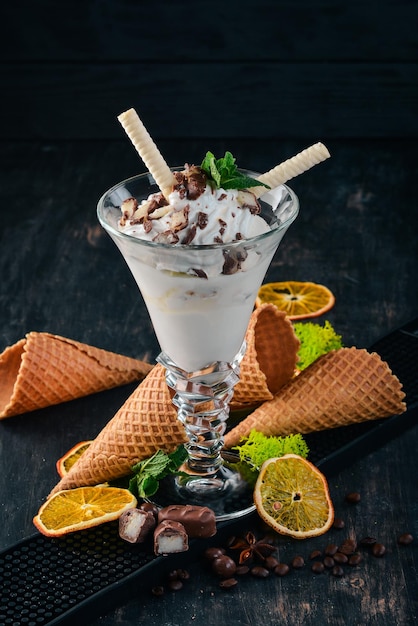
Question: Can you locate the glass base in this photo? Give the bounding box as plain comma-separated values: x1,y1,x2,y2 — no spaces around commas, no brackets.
150,451,255,521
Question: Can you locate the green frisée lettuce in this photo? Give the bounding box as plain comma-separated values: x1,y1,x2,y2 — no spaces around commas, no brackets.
294,320,343,371
230,430,310,486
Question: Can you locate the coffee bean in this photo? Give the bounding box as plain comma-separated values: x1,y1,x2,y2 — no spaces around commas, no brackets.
204,546,226,561
219,577,238,589
332,565,344,577
324,543,338,556
167,570,179,581
311,561,325,574
310,550,322,560
212,555,237,578
323,556,335,569
291,556,305,569
168,579,183,591
176,569,190,580
359,536,377,547
348,553,362,566
151,585,165,597
333,552,348,564
264,556,280,570
251,566,270,578
333,517,345,529
345,492,361,504
372,543,386,558
339,539,357,555
235,565,250,576
274,563,290,576
398,533,414,546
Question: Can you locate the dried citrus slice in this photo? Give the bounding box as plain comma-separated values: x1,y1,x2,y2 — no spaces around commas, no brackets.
56,441,93,477
254,454,334,539
256,281,335,320
33,486,137,537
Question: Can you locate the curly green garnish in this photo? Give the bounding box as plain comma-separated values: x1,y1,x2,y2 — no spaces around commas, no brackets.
231,430,309,486
294,320,343,371
201,151,270,190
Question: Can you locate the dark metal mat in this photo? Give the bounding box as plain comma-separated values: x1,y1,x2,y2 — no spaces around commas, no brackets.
1,318,417,626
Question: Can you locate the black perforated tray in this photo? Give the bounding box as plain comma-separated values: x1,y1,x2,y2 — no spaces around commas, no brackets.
1,318,417,626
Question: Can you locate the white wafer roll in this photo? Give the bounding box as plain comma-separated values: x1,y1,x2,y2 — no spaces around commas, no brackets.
252,142,330,197
117,108,175,199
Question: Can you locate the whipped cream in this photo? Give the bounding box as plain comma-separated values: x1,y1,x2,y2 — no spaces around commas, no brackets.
118,165,269,248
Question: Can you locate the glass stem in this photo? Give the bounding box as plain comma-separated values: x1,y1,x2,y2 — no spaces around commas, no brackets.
157,344,245,477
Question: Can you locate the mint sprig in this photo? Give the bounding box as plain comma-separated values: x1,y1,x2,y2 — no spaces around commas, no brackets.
201,151,270,190
128,445,188,498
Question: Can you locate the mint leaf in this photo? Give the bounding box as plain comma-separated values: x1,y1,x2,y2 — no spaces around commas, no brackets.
131,449,170,478
201,151,221,187
221,175,268,190
129,445,188,499
201,151,270,191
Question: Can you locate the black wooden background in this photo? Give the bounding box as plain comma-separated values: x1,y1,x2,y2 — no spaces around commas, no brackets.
1,0,417,141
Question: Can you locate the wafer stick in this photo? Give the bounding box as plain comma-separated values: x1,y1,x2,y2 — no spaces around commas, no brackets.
252,142,330,197
117,108,175,199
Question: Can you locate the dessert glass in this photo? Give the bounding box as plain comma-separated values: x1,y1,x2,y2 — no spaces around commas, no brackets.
97,168,299,519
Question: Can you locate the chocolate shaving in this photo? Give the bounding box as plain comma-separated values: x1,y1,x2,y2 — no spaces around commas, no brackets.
197,212,208,229
143,218,153,233
152,231,179,244
148,193,169,213
185,165,207,200
222,247,248,274
170,206,189,232
181,225,197,244
189,268,208,279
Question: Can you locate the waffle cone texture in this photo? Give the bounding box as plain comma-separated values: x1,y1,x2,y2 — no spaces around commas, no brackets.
224,347,406,448
0,332,152,419
50,363,185,495
231,303,300,408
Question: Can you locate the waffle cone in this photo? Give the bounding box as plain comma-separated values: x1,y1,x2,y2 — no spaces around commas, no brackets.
231,304,300,410
0,332,152,419
49,363,184,495
224,347,406,448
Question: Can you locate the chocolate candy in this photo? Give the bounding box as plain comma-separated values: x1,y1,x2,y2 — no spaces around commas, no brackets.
118,508,155,544
154,520,189,556
158,504,216,538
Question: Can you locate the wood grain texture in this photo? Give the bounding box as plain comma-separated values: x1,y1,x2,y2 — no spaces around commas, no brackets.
0,138,417,625
1,0,417,139
2,0,417,62
1,62,418,140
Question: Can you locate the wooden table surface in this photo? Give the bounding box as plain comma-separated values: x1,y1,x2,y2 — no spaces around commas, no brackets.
1,138,417,626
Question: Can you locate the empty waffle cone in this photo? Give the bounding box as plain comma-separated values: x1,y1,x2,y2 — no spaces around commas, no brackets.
0,332,153,419
224,347,406,448
231,303,299,410
49,363,184,495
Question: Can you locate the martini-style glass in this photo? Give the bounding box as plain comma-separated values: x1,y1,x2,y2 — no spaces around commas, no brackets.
97,168,299,519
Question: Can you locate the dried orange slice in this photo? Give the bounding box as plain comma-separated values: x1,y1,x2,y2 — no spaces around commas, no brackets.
33,486,137,537
256,281,335,320
254,454,334,539
56,441,93,477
